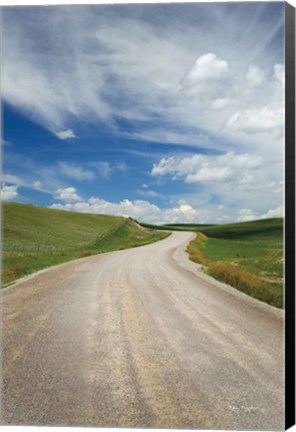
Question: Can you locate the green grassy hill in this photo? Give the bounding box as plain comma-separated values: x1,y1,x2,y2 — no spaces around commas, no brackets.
198,218,283,240
187,218,284,308
140,222,213,231
2,202,169,286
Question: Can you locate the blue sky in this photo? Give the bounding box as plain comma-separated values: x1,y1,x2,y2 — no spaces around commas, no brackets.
2,3,285,224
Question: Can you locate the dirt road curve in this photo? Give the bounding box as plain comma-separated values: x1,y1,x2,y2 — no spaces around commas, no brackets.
2,232,284,430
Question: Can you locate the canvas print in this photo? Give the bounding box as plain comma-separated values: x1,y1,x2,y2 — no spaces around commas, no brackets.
1,2,289,430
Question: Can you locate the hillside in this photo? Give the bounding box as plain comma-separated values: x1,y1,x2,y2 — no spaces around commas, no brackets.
140,222,213,231
198,218,283,240
186,218,284,308
2,202,169,285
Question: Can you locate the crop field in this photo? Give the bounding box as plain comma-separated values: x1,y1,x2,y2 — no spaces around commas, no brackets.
187,218,284,308
2,202,169,285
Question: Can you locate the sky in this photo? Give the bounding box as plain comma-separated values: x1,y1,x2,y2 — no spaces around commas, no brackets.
1,2,285,224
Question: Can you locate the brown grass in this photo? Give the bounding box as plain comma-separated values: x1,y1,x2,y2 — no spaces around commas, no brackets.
207,261,282,307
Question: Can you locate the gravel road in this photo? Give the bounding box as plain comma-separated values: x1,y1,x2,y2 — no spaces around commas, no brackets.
1,231,284,429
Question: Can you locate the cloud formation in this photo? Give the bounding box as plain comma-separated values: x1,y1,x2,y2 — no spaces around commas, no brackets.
2,4,284,153
238,206,283,222
51,193,283,225
55,187,82,203
181,53,230,100
2,4,284,223
1,184,19,200
152,152,262,185
227,106,283,134
51,197,202,224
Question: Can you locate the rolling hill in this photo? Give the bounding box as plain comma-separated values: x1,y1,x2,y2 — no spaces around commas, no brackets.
2,202,169,285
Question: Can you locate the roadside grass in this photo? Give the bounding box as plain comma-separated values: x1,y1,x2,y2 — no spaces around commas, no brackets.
3,202,169,286
187,219,283,308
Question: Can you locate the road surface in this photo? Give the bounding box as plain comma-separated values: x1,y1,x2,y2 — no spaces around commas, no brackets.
1,231,284,429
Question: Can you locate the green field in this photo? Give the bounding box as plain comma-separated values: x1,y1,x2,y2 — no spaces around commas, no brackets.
187,218,284,308
2,202,169,286
140,222,213,231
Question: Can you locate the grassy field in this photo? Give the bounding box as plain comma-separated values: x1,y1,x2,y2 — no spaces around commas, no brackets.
187,218,284,308
2,202,169,286
140,222,213,231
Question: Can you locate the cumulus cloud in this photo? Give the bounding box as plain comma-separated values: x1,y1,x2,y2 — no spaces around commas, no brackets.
50,192,282,225
55,129,77,140
55,187,82,203
181,53,230,99
50,194,208,224
1,184,18,200
152,151,262,185
58,162,95,181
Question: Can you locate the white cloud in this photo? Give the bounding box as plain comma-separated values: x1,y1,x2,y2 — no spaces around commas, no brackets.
237,206,283,222
181,53,230,99
245,65,265,87
55,187,82,203
237,208,258,222
55,129,77,140
1,174,23,185
152,151,262,185
260,206,283,219
1,184,18,200
33,181,43,190
227,106,283,134
50,193,284,225
58,162,95,181
50,194,209,224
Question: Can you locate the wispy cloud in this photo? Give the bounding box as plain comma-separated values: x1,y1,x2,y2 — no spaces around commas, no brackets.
58,162,96,181
137,189,160,198
1,173,24,185
2,4,284,153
